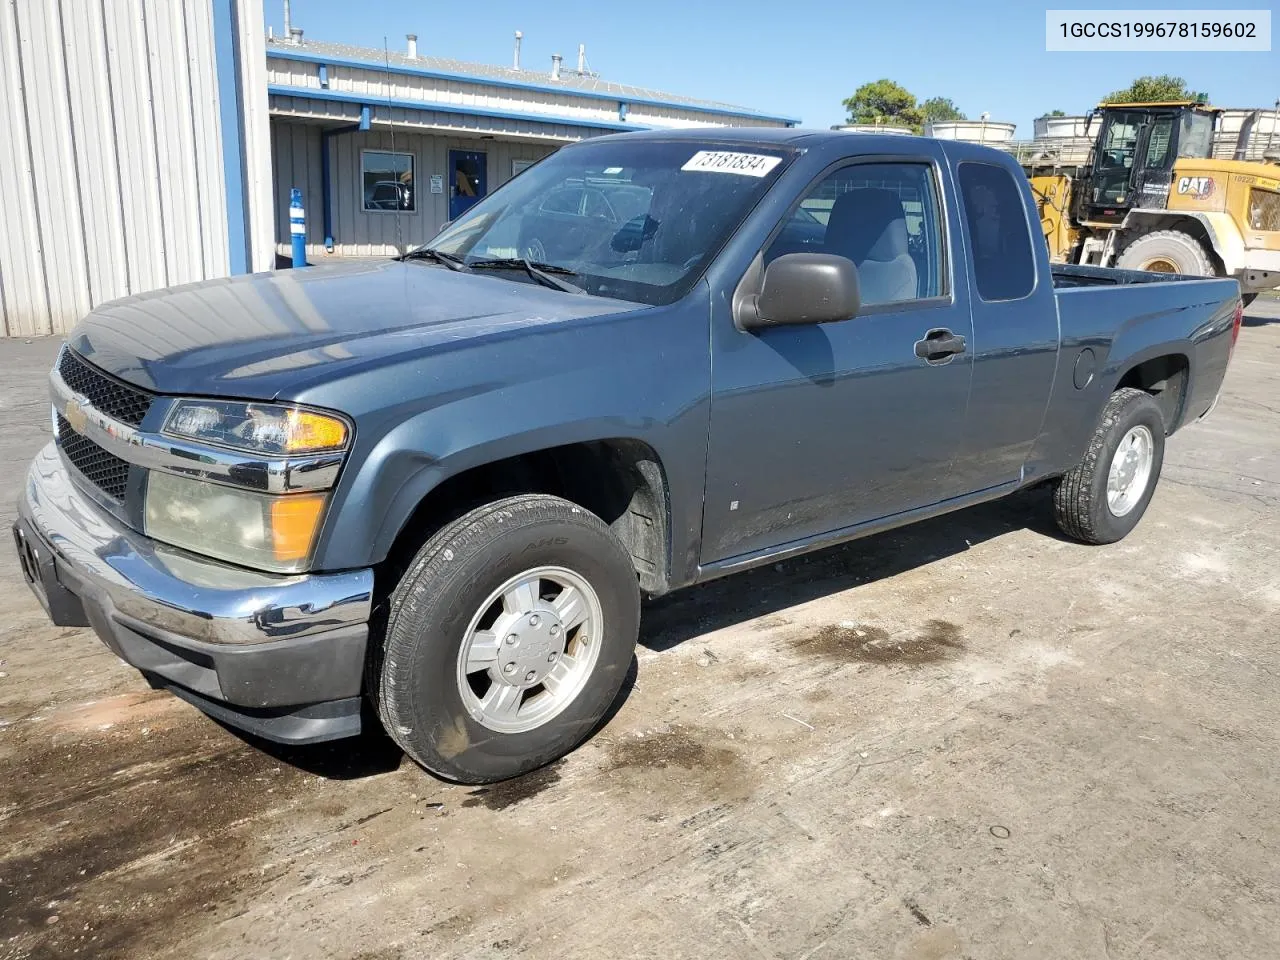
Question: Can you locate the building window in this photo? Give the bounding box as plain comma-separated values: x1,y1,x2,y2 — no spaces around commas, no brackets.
362,150,415,212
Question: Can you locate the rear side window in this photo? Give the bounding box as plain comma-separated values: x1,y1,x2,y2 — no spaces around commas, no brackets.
957,162,1036,301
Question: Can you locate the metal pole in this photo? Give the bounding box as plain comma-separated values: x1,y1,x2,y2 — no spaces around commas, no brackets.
290,188,307,268
1268,99,1279,154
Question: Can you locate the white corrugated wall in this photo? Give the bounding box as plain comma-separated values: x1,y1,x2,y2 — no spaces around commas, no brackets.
0,0,272,337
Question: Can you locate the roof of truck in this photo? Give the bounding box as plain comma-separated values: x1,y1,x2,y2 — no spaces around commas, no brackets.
586,127,939,148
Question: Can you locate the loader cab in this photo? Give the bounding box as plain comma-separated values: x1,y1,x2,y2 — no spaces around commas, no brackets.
1077,102,1219,224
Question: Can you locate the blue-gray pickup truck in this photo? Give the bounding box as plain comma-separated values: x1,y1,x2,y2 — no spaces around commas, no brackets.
13,129,1243,783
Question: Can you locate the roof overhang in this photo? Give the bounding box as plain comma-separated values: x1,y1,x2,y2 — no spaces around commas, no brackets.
267,47,801,126
268,85,645,141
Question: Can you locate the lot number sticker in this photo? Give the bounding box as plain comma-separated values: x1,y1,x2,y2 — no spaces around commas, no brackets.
681,151,782,177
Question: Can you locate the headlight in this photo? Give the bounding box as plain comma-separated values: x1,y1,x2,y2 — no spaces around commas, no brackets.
164,400,349,455
145,472,326,573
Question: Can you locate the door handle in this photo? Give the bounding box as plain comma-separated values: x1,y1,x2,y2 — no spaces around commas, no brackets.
914,328,967,364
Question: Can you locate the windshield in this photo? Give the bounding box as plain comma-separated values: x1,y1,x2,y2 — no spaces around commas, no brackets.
423,140,795,305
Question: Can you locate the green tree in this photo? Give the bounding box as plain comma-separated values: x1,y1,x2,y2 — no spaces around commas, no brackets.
843,79,924,133
1104,75,1201,104
921,96,966,124
1046,109,1067,117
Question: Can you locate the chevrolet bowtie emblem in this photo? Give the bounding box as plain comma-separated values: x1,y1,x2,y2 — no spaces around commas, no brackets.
65,396,87,435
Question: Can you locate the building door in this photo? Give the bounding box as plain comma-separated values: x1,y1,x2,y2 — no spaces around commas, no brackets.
449,150,487,220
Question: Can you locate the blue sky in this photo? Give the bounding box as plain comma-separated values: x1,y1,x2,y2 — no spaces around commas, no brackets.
266,0,1278,134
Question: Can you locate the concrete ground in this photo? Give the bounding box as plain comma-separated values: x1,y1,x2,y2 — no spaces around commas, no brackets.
1,303,1278,960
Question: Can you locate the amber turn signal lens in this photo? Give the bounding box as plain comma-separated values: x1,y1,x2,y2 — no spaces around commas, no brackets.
270,494,327,562
285,410,348,452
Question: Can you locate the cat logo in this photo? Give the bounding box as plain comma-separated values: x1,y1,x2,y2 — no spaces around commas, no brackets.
1176,176,1215,200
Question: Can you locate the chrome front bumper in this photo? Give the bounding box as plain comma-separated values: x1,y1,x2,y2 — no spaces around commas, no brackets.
14,443,375,743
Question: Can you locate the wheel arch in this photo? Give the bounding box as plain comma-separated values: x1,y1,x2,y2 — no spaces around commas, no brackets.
376,434,674,598
1110,349,1193,433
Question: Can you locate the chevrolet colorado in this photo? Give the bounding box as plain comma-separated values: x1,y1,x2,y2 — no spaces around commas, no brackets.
14,129,1242,783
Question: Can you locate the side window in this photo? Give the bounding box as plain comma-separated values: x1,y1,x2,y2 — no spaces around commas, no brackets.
957,162,1036,302
1144,116,1175,168
764,162,944,306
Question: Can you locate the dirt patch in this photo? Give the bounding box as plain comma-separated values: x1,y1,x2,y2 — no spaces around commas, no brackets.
606,727,723,770
0,701,309,960
803,687,833,703
794,620,965,666
602,726,755,800
461,763,564,810
45,690,182,734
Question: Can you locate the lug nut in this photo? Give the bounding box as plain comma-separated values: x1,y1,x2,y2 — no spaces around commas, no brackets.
529,614,541,627
547,652,557,662
503,663,516,675
525,670,537,682
505,634,518,646
550,624,560,636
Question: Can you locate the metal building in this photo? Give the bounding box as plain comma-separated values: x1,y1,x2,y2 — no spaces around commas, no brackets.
0,0,275,337
266,34,799,258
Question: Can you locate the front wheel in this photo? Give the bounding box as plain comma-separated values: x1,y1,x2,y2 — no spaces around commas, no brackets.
1053,388,1166,545
376,495,640,783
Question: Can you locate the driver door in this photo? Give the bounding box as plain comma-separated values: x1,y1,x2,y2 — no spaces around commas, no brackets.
701,154,975,564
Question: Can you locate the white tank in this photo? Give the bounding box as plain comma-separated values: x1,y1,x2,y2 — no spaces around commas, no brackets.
1212,108,1280,160
1033,114,1101,139
830,123,913,135
926,120,1017,144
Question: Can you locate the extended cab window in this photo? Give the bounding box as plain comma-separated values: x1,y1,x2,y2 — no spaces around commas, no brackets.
957,162,1036,302
765,163,944,306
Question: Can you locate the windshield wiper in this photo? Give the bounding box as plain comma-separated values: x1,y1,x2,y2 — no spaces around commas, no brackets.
467,257,586,294
399,247,471,272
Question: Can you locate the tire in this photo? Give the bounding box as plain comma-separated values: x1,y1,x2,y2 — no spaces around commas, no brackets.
375,494,640,783
1053,388,1166,545
1116,230,1215,277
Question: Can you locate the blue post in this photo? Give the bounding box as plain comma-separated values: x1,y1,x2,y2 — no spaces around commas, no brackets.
289,188,307,268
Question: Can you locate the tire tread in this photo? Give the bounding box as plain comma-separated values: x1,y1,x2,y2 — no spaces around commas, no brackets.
374,494,636,781
1053,387,1159,544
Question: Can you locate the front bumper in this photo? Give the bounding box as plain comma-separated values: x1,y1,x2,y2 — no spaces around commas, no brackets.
13,443,375,744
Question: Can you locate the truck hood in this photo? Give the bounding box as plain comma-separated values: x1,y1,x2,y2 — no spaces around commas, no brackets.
67,259,637,399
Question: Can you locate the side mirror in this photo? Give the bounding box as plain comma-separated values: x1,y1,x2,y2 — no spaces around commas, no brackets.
738,253,861,330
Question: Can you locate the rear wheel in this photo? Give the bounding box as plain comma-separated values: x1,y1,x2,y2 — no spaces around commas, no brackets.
1116,230,1215,277
1053,388,1166,545
376,495,640,783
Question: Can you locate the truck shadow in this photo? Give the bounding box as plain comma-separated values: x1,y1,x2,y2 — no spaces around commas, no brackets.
640,486,1060,653
219,660,641,781
1242,299,1278,326
215,489,1059,778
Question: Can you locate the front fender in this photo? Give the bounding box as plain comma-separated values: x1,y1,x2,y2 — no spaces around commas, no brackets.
308,293,712,575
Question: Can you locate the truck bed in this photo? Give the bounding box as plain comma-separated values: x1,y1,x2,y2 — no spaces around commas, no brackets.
1051,263,1221,287
1034,265,1240,479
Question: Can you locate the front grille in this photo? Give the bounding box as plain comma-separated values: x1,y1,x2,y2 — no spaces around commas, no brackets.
57,349,153,427
56,414,131,501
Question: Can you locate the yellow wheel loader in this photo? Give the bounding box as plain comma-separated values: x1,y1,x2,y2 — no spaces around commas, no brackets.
1026,101,1280,303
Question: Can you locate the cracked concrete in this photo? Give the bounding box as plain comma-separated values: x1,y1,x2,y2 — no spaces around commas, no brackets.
1,300,1278,959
